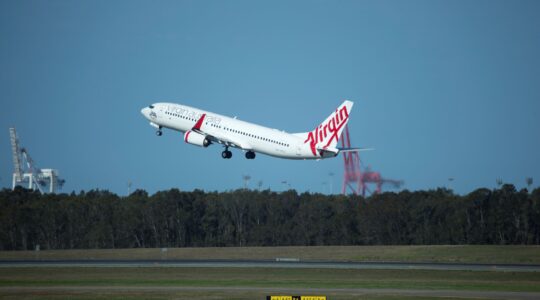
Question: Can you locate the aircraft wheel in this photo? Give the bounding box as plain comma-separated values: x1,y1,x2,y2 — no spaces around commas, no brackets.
222,150,232,159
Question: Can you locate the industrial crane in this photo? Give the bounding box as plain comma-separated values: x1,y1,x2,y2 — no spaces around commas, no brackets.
340,125,403,196
9,128,65,193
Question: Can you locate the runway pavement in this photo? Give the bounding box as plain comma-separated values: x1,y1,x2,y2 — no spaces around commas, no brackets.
1,258,540,272
2,259,540,299
2,286,540,300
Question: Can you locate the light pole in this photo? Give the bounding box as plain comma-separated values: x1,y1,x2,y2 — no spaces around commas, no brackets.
328,172,334,194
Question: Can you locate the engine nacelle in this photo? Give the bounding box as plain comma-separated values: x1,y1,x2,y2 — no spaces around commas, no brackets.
184,131,211,147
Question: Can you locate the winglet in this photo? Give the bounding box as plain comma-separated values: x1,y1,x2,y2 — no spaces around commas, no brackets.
192,113,206,132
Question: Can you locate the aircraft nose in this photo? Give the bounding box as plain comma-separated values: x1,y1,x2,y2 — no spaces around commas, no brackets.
141,107,149,116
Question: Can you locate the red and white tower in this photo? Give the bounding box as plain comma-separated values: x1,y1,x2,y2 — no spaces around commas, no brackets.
340,125,403,196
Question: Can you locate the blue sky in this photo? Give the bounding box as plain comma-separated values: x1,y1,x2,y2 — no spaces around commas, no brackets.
1,0,539,195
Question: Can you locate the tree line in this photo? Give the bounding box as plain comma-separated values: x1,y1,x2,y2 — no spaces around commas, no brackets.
0,184,539,250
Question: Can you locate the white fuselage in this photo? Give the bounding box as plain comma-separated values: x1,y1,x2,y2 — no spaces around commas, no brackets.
141,102,316,159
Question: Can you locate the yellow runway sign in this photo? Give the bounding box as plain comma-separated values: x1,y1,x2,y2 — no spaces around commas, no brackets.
266,296,326,300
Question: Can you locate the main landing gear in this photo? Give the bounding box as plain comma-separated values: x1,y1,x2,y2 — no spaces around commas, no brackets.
222,147,232,159
245,151,256,159
221,148,255,160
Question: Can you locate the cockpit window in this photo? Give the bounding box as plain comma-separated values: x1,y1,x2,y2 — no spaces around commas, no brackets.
149,105,154,109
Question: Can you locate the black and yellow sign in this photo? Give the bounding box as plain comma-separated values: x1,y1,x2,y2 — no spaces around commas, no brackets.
266,296,326,300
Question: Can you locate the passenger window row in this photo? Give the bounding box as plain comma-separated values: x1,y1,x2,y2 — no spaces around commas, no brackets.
165,111,196,122
164,111,289,147
223,127,289,147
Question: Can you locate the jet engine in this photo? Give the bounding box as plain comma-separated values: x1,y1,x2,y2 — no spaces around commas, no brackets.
184,131,211,147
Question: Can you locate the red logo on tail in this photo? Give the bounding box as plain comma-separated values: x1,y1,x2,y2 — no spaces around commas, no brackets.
304,106,349,156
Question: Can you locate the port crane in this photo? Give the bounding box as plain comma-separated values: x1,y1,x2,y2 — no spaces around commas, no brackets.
341,125,403,196
10,128,65,193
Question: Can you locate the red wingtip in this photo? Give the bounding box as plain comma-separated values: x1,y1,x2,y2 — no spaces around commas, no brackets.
192,113,206,131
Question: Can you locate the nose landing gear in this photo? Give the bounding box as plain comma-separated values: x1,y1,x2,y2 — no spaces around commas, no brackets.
155,126,163,136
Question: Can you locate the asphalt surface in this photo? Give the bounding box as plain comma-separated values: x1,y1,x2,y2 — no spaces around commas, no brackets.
1,259,540,272
2,260,540,299
2,286,540,300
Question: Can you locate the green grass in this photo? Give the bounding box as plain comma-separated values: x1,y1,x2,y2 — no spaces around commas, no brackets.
1,267,539,299
2,246,539,299
1,267,539,292
1,245,540,264
0,291,480,300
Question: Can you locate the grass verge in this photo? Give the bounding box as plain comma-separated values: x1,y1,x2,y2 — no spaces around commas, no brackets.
0,267,539,292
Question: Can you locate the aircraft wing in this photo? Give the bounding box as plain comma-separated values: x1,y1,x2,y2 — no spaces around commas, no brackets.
191,114,254,150
191,113,207,134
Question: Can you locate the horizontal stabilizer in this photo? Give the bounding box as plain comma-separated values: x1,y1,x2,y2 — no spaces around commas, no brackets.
337,147,375,153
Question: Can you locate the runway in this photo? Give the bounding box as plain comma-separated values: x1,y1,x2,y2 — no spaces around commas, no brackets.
1,259,540,272
2,259,540,299
2,286,540,300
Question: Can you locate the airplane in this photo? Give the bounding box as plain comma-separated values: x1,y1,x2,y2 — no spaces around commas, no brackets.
140,100,360,160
